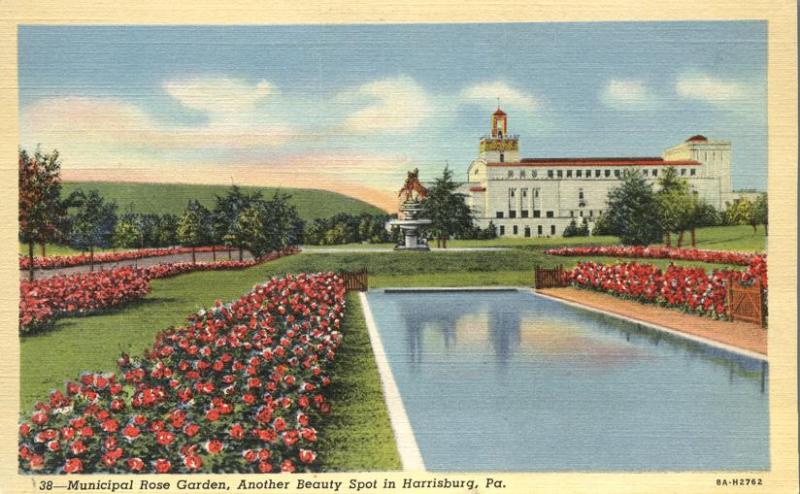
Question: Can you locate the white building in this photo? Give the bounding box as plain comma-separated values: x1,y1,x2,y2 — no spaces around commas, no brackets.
462,108,734,237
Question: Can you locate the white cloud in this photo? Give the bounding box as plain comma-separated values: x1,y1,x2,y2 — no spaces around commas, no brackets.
163,76,275,114
600,79,658,109
340,76,432,134
675,73,749,103
460,81,537,110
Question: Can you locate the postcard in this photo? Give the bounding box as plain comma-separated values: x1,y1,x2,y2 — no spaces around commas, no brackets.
1,1,797,493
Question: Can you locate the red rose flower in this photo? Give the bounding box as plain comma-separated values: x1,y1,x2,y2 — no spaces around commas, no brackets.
154,458,171,473
64,458,83,474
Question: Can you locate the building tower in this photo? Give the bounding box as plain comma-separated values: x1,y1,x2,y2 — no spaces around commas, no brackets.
479,107,520,163
663,134,733,207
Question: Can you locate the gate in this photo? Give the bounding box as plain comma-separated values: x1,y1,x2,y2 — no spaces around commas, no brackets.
534,265,567,289
727,278,765,327
341,269,369,292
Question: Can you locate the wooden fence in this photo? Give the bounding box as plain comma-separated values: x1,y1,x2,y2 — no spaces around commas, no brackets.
534,265,567,289
341,269,369,292
727,278,765,327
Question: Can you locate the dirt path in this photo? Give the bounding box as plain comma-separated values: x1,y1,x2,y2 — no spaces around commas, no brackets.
537,287,767,357
20,249,254,281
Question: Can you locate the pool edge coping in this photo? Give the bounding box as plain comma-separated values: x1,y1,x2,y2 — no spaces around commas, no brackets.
530,288,768,362
358,291,426,472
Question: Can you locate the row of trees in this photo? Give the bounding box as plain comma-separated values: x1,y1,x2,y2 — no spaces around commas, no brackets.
597,167,767,246
304,213,393,245
19,148,304,278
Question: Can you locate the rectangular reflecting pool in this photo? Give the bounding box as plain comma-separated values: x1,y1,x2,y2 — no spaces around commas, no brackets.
366,289,769,471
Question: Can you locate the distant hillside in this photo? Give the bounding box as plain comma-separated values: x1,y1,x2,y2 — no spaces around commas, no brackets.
61,182,386,221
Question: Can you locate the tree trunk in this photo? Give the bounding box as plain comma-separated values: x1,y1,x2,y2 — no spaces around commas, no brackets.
677,231,684,248
90,245,95,272
238,247,243,262
664,232,671,247
40,242,46,258
752,223,757,233
28,241,35,282
690,227,696,247
227,247,232,260
191,246,196,264
212,247,216,261
764,223,768,236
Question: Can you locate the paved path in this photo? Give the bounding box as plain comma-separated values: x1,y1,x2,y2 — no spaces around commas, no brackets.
537,287,767,358
21,249,254,281
301,246,512,254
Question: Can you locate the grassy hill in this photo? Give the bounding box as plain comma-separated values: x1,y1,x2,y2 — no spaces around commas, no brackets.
61,182,386,221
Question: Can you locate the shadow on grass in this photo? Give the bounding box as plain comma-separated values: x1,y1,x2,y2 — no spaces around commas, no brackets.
20,297,179,339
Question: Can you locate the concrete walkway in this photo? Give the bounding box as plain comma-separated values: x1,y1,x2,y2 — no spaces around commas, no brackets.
301,246,511,254
537,287,767,358
21,249,254,280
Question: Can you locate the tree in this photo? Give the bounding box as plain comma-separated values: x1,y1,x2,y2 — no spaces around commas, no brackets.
157,214,180,247
577,217,591,237
19,148,67,280
751,193,768,235
591,212,613,236
213,185,263,260
67,190,118,271
604,170,662,245
420,166,474,248
562,219,580,238
177,200,212,263
113,214,143,249
724,197,754,227
655,167,692,247
228,192,304,257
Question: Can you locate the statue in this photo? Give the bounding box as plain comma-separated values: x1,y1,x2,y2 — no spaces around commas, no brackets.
398,168,428,202
389,169,432,251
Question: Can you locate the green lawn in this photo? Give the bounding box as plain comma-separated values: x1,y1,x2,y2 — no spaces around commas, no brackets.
18,242,118,257
316,293,402,470
62,182,385,220
302,225,766,253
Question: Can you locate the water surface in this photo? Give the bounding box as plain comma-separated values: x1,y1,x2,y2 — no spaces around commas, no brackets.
366,290,769,471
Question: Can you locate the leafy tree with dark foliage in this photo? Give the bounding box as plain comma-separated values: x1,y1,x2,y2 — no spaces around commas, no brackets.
19,148,67,280
420,166,474,248
604,170,662,245
67,190,118,271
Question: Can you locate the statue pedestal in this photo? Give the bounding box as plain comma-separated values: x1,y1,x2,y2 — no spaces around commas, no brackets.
389,200,431,252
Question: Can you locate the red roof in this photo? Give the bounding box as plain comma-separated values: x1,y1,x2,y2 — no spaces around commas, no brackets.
493,108,506,116
487,158,701,167
469,186,486,192
686,135,708,142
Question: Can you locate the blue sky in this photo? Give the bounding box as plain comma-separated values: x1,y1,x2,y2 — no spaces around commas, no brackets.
19,22,767,208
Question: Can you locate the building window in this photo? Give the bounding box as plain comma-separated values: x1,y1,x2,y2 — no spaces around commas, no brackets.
513,225,518,235
614,169,621,178
605,169,611,177
522,189,527,198
579,210,583,217
579,189,584,200
643,169,649,177
500,152,505,163
652,169,658,177
576,170,582,178
548,170,554,178
690,168,696,176
589,210,593,217
534,189,539,198
537,225,543,235
566,170,573,178
500,226,505,235
586,169,591,177
532,170,538,178
524,226,531,238
570,211,574,217
496,211,504,219
550,225,556,235
510,189,515,197
557,170,563,178
533,210,541,218
680,168,686,176
507,170,513,178
546,211,554,218
595,169,601,177
521,210,529,218
509,210,517,218
520,170,526,178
